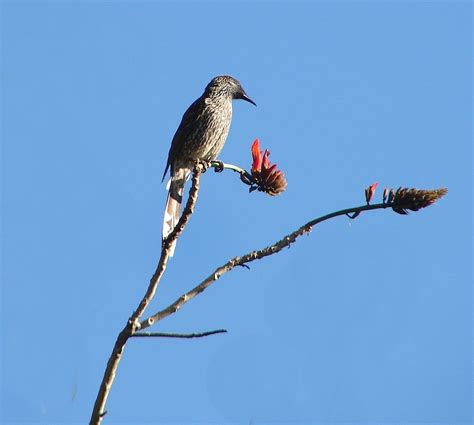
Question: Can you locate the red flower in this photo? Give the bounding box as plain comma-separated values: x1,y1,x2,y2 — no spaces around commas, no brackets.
250,139,287,196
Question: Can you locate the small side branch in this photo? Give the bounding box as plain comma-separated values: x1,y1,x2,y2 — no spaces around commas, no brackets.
131,329,227,338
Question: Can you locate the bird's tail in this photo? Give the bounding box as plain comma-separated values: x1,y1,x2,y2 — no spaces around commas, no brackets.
162,168,190,257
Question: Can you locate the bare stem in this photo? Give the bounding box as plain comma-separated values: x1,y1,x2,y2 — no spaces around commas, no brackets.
131,329,227,338
209,160,246,175
140,201,395,329
89,166,202,425
209,160,257,186
91,175,446,424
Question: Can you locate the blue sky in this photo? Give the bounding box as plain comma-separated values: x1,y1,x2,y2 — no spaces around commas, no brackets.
1,1,472,424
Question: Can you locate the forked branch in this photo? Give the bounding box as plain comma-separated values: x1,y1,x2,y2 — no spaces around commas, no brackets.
139,187,448,329
89,164,203,425
90,146,447,425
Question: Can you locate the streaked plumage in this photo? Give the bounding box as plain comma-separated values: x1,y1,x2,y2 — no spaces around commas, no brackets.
162,75,255,256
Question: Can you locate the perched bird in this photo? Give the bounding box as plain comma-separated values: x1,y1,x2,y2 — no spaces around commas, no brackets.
162,75,256,256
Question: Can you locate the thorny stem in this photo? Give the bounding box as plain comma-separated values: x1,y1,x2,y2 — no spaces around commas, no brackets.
89,166,203,425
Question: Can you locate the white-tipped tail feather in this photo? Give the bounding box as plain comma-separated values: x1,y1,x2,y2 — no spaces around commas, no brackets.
162,169,190,257
162,191,180,257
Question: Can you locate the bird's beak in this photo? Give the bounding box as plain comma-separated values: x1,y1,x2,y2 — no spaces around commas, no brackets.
240,92,257,106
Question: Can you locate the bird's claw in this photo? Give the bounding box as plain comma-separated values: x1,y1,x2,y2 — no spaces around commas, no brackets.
194,160,210,173
213,160,224,173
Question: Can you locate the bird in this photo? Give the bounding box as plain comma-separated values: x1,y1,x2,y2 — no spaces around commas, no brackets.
162,75,256,256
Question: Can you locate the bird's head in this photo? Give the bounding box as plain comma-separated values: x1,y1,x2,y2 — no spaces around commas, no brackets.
205,75,256,106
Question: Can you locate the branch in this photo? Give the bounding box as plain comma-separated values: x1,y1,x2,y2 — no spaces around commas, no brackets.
131,329,227,338
140,188,447,329
131,165,203,322
91,174,446,424
209,160,257,187
89,165,203,425
209,160,248,176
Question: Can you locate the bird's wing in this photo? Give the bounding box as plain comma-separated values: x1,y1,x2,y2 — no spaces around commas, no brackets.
162,96,206,181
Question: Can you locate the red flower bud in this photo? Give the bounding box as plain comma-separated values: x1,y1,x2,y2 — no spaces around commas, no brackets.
365,182,378,204
382,187,389,204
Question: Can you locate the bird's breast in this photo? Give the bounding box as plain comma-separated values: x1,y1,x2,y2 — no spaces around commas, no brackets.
184,100,233,162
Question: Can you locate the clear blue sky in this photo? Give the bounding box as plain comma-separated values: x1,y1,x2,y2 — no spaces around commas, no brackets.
1,1,472,424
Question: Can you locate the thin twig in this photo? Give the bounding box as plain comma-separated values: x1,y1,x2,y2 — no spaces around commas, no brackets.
209,161,256,186
140,201,395,329
209,160,247,175
131,329,227,338
89,166,202,425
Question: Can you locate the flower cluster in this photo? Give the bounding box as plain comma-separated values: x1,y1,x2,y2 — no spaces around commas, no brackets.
249,139,287,196
389,187,448,215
